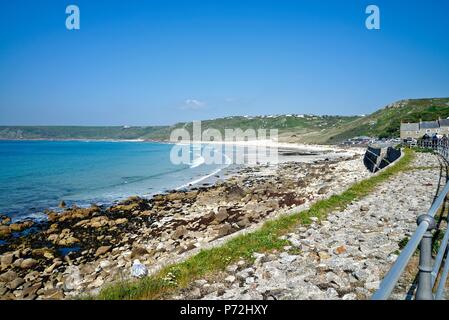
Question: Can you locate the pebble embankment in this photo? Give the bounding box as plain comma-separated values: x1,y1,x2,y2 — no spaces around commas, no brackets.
172,153,448,300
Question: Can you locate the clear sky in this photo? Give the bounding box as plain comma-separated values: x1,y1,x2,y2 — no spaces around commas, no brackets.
1,0,448,126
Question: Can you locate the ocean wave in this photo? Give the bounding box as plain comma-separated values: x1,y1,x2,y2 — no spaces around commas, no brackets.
176,167,223,190
189,156,205,168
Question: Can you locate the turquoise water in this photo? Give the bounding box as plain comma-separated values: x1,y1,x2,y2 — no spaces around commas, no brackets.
0,140,227,221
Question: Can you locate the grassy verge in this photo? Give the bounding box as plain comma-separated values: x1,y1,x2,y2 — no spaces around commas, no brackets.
95,148,415,300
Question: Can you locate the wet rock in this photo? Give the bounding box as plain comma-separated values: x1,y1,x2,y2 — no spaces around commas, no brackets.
0,215,11,225
9,220,33,232
111,203,140,213
0,225,11,238
59,201,66,208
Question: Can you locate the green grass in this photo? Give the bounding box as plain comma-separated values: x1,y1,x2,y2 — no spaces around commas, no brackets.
95,149,415,300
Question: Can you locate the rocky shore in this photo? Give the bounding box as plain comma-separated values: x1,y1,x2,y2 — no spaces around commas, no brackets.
171,152,447,300
0,145,371,300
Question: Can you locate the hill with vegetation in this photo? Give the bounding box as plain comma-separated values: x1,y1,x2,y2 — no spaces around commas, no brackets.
1,97,448,144
314,97,449,144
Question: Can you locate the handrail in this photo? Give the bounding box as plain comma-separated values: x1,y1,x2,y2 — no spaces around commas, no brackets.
372,139,449,300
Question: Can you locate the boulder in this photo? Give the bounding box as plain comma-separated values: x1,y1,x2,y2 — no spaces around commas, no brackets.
95,246,112,257
20,258,37,269
0,225,11,238
9,221,34,232
90,216,110,228
31,248,55,260
0,270,18,282
9,277,25,290
44,261,62,274
1,253,14,269
63,266,82,291
41,288,64,300
110,203,140,213
21,283,42,299
131,246,149,259
214,223,233,239
236,217,251,228
265,199,280,210
114,218,128,225
0,216,11,225
214,207,229,223
225,185,246,201
318,186,330,195
58,236,80,246
171,225,187,240
166,192,187,202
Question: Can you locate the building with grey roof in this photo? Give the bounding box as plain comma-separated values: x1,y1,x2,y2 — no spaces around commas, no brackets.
400,118,449,139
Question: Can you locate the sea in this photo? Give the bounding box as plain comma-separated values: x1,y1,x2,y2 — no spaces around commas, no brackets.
0,140,231,222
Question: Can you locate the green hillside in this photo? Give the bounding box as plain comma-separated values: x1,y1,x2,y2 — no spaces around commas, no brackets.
318,98,449,144
1,97,448,144
0,126,171,141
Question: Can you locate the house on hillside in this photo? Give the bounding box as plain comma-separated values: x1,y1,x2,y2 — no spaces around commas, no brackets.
400,118,449,139
440,119,449,132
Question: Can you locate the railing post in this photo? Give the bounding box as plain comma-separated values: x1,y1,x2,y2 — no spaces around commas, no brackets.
416,214,436,300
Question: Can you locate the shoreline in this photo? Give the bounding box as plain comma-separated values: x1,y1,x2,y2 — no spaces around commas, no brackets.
0,142,368,300
1,140,360,222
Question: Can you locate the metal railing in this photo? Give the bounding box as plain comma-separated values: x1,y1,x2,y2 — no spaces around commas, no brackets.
372,139,449,300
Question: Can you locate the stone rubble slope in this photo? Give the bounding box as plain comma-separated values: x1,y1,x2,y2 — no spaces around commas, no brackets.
173,153,447,300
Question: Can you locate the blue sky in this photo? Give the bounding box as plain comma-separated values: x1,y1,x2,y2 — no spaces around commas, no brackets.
0,0,448,126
